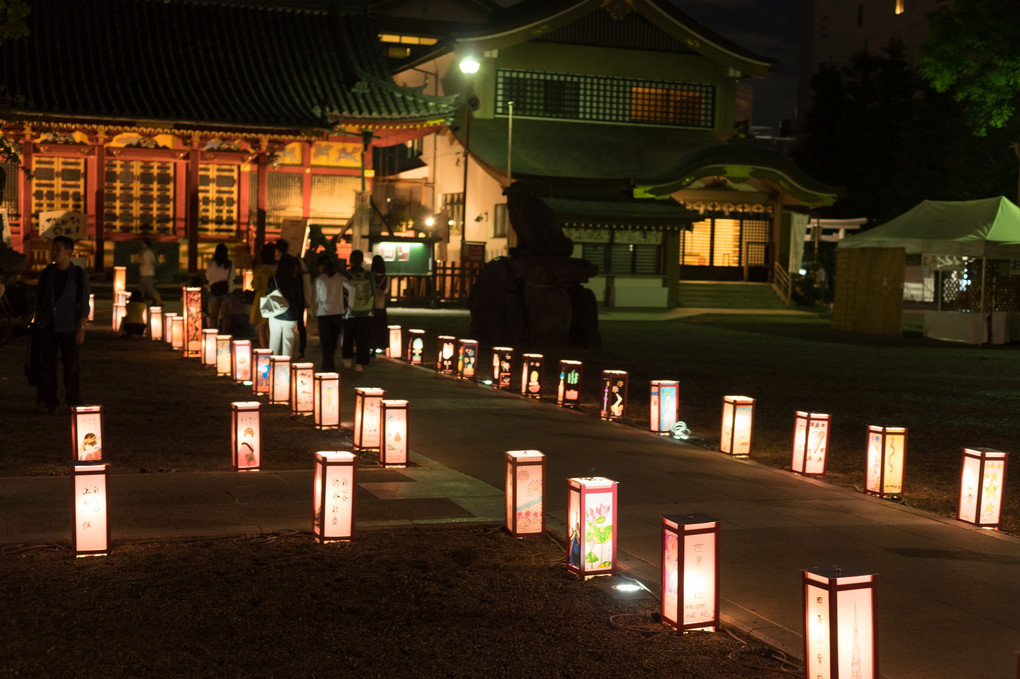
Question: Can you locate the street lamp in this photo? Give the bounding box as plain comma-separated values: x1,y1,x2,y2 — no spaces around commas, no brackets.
458,55,480,264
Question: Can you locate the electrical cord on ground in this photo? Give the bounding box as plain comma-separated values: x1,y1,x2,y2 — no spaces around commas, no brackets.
608,613,664,636
724,626,802,675
1,541,65,555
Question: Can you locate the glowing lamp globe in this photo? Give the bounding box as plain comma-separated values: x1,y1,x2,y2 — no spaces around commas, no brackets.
567,476,617,579
720,396,755,457
650,380,679,435
958,447,1008,529
521,353,543,398
407,329,425,365
803,567,878,679
866,426,906,498
387,325,402,359
380,399,409,467
557,360,583,408
313,372,340,430
290,362,315,415
436,335,456,374
353,387,386,451
269,356,291,405
599,370,628,421
505,450,545,537
792,411,830,476
230,401,261,472
72,463,110,557
313,451,357,543
71,405,104,463
661,514,719,632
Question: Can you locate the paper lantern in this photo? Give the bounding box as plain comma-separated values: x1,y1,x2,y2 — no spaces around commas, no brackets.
650,380,679,435
866,425,906,498
599,370,628,421
162,312,175,344
290,362,315,415
491,347,514,390
567,476,617,579
720,395,755,457
312,451,357,543
353,387,385,451
958,447,1008,528
436,335,456,374
792,411,830,476
242,268,253,291
230,401,261,471
456,339,478,380
181,286,203,357
215,334,232,377
170,315,185,352
111,302,125,331
231,339,253,384
380,399,409,467
113,266,126,299
71,405,104,463
72,463,109,557
521,353,543,398
661,514,719,632
557,360,583,408
88,293,95,322
387,325,402,358
252,349,272,396
313,372,340,429
148,306,163,340
505,450,545,537
115,290,129,306
407,329,425,365
803,567,878,679
269,355,291,405
199,329,217,366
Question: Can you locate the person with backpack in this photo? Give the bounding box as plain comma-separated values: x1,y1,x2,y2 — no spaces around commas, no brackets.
33,235,92,414
340,249,374,372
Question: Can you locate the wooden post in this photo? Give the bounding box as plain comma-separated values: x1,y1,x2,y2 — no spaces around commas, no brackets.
93,143,106,273
254,151,269,256
187,148,200,273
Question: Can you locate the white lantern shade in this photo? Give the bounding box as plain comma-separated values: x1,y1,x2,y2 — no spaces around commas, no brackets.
958,447,1008,528
521,353,543,398
803,567,878,679
231,401,261,471
113,266,126,298
269,356,291,405
215,334,232,376
557,360,583,408
599,370,628,421
661,513,719,632
492,347,514,390
182,286,203,357
407,329,425,365
792,411,830,476
73,463,109,557
111,302,125,331
567,476,617,578
380,400,409,467
242,268,253,291
149,306,163,340
201,329,218,366
252,349,272,396
290,362,315,415
115,290,129,306
436,335,456,374
71,405,104,463
88,293,95,322
505,450,545,537
387,325,402,359
313,372,341,429
231,340,253,383
170,315,185,351
456,339,478,379
313,451,357,543
650,380,679,435
720,395,755,457
866,425,906,498
162,312,175,344
353,387,386,451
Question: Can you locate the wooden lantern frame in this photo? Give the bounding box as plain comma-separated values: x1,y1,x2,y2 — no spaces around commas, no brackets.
380,399,409,467
520,353,543,398
505,450,545,537
557,359,583,408
567,476,618,579
148,306,163,340
231,339,253,384
252,349,272,396
230,401,262,472
803,567,878,679
387,325,402,359
599,370,628,421
661,513,720,632
436,335,456,374
71,405,104,463
958,447,1009,529
201,328,218,366
492,347,514,390
290,362,315,415
313,372,341,430
866,425,907,498
792,411,830,476
353,387,386,451
181,286,203,358
72,463,110,557
650,380,679,435
720,395,755,457
269,356,291,405
456,339,478,380
407,329,425,365
312,451,357,543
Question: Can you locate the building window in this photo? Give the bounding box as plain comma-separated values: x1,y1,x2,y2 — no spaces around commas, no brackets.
681,216,770,268
581,241,661,275
496,69,715,128
492,203,509,238
441,192,463,236
104,159,173,234
197,164,238,236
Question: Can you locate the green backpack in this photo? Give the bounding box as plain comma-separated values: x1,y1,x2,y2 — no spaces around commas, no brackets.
348,270,374,312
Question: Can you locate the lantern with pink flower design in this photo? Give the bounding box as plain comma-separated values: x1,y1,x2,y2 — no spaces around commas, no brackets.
567,477,617,579
505,450,545,538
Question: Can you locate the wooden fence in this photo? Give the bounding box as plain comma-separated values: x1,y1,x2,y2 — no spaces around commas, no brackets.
388,262,483,304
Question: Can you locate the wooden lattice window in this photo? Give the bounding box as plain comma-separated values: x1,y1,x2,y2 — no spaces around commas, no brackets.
198,164,238,236
267,173,302,229
310,175,359,220
104,159,175,234
32,156,86,214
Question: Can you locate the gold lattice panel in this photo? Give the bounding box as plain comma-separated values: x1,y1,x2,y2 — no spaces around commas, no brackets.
104,159,175,234
199,164,238,236
31,156,86,214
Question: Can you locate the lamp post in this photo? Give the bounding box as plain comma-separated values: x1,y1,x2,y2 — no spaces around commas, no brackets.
458,55,479,264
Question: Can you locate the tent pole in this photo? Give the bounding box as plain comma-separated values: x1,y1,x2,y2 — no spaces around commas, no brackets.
980,256,988,347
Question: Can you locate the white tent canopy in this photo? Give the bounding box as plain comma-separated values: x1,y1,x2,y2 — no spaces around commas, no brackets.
837,197,1020,258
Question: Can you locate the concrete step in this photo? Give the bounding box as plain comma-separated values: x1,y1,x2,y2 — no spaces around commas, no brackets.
677,282,786,309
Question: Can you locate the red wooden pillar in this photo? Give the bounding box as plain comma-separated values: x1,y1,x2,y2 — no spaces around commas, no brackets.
302,142,312,221
187,148,200,273
18,131,33,255
253,152,269,256
93,144,106,273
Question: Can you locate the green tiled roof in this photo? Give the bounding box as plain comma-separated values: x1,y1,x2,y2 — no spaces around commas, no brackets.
1,0,457,132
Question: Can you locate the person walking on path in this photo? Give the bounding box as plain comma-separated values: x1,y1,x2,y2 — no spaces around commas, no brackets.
276,239,312,359
264,253,305,357
314,254,347,372
369,254,390,354
248,242,277,349
340,249,374,372
205,243,234,333
34,236,91,414
137,238,162,305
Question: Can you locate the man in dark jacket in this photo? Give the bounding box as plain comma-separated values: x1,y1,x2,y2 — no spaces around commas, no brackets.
34,236,91,414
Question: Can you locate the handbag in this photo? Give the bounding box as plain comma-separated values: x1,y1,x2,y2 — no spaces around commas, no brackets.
210,280,229,296
259,278,290,318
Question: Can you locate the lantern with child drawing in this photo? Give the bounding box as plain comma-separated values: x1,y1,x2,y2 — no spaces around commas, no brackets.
803,567,878,679
866,425,906,498
792,411,830,476
72,463,109,557
313,372,340,430
521,353,543,398
567,476,617,579
661,514,719,632
269,356,291,405
958,447,1008,529
557,360,583,408
491,347,514,390
505,450,545,537
290,362,315,415
71,406,104,463
353,387,385,451
215,335,232,377
387,325,402,359
231,340,252,384
650,380,679,435
380,400,409,467
252,349,272,396
720,396,755,457
407,329,425,365
231,401,261,471
599,370,628,421
457,339,478,380
436,335,456,374
312,451,357,543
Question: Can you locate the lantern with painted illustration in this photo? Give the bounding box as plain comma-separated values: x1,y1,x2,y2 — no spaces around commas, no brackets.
958,448,1008,528
111,301,125,331
170,315,185,351
149,306,163,340
407,329,425,365
436,335,456,374
505,450,545,537
521,353,543,398
353,387,385,451
491,347,514,390
456,339,478,380
181,286,203,357
866,425,906,498
72,463,109,557
200,329,217,366
230,401,261,471
252,349,272,396
803,567,878,679
215,335,232,377
269,356,291,405
380,399,409,467
113,266,127,299
71,405,104,463
650,380,679,435
567,476,617,579
387,325,402,358
661,514,719,632
599,370,628,421
312,451,357,543
792,411,830,476
313,372,340,429
720,396,755,457
290,362,315,415
231,340,253,384
556,360,583,408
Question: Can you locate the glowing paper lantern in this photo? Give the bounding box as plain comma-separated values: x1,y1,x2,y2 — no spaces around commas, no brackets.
521,353,543,398
720,395,755,457
387,325,402,359
252,349,272,396
491,347,514,390
111,302,125,331
456,339,478,380
242,268,253,291
88,293,95,322
650,380,679,435
866,425,906,498
958,447,1008,528
557,360,583,408
803,567,877,679
505,450,545,537
149,306,163,340
269,356,291,405
113,266,126,299
436,335,456,374
215,334,232,377
407,329,425,365
312,451,357,543
313,372,340,430
380,399,409,467
599,370,628,421
162,312,175,344
290,362,315,415
567,476,617,579
71,405,104,463
353,387,385,451
181,286,203,357
72,463,109,557
170,315,185,351
231,339,253,384
230,401,261,472
201,329,218,366
661,514,719,632
115,290,129,306
792,411,830,476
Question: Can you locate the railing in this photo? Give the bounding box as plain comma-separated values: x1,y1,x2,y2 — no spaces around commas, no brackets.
771,260,792,307
389,262,483,304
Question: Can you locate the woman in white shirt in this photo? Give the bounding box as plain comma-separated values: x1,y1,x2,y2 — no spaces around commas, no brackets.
315,254,347,372
205,243,233,333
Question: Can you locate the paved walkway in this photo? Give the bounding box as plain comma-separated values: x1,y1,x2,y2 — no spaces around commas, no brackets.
3,319,1018,679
